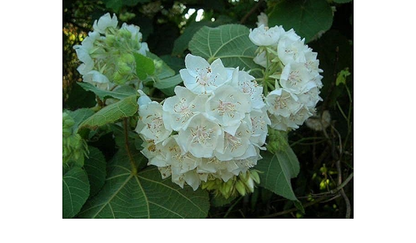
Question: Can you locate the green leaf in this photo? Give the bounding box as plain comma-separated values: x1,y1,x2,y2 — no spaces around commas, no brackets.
153,74,183,96
146,52,175,80
268,0,333,43
172,17,233,56
84,146,107,197
77,82,137,100
78,151,210,218
79,95,138,130
336,68,351,86
134,53,155,80
68,108,94,131
144,53,182,95
63,167,90,218
188,24,262,77
256,149,300,201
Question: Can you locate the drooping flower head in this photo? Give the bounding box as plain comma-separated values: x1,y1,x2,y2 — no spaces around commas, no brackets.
136,54,269,197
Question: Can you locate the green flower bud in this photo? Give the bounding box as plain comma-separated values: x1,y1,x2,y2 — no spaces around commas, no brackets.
121,53,135,64
105,34,116,46
118,62,132,75
250,170,261,184
235,180,246,196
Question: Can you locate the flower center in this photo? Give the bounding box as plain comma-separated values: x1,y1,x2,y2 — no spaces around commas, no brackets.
217,99,236,117
225,132,242,152
191,125,213,145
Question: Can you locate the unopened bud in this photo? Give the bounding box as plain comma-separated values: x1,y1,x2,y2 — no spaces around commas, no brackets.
235,180,246,196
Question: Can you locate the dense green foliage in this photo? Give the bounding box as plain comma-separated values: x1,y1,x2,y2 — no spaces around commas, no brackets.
63,0,353,218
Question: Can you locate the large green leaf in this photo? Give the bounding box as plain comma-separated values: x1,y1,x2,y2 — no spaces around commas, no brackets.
268,0,333,43
172,17,234,56
79,95,138,130
84,146,106,197
77,82,137,101
188,24,262,77
78,151,210,218
256,148,300,201
63,167,90,218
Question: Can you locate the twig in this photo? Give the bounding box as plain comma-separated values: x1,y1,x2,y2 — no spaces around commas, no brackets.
240,0,265,24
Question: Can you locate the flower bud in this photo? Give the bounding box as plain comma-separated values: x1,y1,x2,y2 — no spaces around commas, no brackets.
235,180,246,196
105,34,116,46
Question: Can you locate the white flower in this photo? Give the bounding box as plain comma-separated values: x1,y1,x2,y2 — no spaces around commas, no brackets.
280,62,316,94
136,94,172,143
230,68,265,110
214,121,253,161
120,23,143,42
177,113,224,158
290,106,313,126
179,54,230,94
277,30,308,65
249,108,271,147
93,13,118,34
249,24,284,46
298,86,322,109
266,88,301,117
162,86,206,131
206,84,251,134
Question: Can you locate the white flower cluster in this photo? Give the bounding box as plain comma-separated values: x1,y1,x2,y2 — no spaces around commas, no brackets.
74,13,149,90
136,54,270,191
249,21,323,131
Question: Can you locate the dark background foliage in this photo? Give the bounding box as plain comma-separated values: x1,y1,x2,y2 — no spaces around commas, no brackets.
63,0,353,218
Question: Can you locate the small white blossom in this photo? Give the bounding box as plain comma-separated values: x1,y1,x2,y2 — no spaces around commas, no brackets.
206,84,251,134
177,113,224,158
277,31,308,65
136,94,172,144
179,54,229,94
163,86,205,130
249,24,284,46
230,68,264,110
93,13,118,34
280,62,316,94
266,88,301,117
